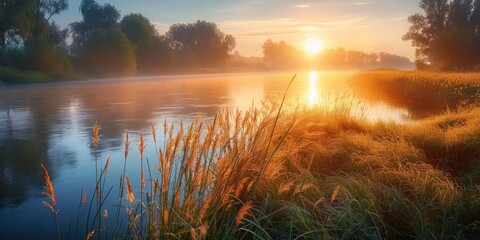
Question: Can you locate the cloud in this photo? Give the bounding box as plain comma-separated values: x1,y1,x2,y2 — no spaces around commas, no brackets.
295,4,310,8
355,1,371,6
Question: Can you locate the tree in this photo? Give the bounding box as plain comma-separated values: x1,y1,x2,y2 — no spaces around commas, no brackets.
120,13,173,73
120,13,156,50
0,1,34,49
70,0,120,54
139,35,174,73
32,0,68,39
166,20,235,67
78,29,136,77
403,0,480,69
262,39,299,68
24,37,73,75
0,0,67,50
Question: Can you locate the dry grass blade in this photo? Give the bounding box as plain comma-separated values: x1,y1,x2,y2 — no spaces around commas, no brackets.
141,169,145,189
85,230,95,240
152,124,157,144
331,185,340,203
126,176,134,204
235,201,253,226
138,132,146,160
82,193,87,207
104,155,111,176
92,121,100,149
124,130,130,159
41,163,56,209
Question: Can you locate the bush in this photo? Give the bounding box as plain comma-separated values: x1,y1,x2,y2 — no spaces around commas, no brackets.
24,39,74,77
0,66,51,84
77,29,136,77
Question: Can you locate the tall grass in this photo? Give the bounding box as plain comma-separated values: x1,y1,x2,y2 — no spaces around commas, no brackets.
349,70,480,115
39,73,480,239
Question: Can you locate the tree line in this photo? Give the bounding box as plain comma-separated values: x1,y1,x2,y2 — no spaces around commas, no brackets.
262,39,413,70
404,0,480,70
0,0,236,83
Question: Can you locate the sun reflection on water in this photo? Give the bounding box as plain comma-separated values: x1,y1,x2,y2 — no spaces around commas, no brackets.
308,71,320,107
302,71,412,123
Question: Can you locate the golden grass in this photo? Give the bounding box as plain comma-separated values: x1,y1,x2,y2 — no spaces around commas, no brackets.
40,71,480,239
349,70,480,115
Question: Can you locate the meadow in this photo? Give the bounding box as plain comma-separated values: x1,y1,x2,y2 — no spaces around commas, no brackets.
40,71,480,239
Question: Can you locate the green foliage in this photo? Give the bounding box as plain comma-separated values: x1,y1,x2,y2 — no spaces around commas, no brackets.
167,20,236,67
120,13,156,50
120,13,174,74
0,0,68,49
0,66,50,84
24,38,73,76
138,36,174,74
0,0,36,48
70,0,120,54
78,29,136,77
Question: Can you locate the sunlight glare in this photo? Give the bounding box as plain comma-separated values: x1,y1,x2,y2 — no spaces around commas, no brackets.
308,71,319,106
305,38,323,55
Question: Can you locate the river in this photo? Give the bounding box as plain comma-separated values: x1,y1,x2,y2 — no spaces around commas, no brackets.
0,71,414,239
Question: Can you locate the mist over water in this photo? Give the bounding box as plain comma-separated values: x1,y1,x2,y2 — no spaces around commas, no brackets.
0,72,426,238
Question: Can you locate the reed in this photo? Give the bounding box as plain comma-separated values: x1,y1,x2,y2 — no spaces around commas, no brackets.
40,72,480,239
349,70,480,116
41,164,61,240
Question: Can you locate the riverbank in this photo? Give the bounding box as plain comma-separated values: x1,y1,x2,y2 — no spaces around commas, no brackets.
38,71,480,239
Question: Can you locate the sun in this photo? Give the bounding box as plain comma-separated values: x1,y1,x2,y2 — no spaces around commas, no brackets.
305,37,324,55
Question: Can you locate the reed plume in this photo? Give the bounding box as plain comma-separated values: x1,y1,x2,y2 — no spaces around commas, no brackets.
126,176,135,205
41,164,56,210
92,121,100,149
235,201,252,226
41,163,61,240
85,230,95,240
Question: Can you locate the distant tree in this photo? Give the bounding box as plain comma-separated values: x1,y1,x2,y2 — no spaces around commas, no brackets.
166,20,235,67
318,47,410,69
70,0,120,54
0,0,71,79
334,48,347,64
139,35,174,73
120,14,156,50
24,37,73,75
45,22,69,50
0,1,34,49
0,0,67,49
78,29,136,77
120,13,174,73
346,50,372,67
378,52,412,68
262,39,299,68
31,0,68,39
403,0,480,70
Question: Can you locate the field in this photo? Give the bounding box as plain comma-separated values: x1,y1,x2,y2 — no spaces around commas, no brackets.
40,71,480,239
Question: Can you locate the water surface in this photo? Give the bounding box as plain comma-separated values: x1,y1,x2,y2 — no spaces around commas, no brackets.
0,71,417,239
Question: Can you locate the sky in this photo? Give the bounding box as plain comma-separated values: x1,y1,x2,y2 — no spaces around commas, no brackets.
52,0,421,60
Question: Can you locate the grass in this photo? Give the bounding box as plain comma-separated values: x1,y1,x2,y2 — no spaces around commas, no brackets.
0,66,86,85
349,70,480,116
39,71,480,239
